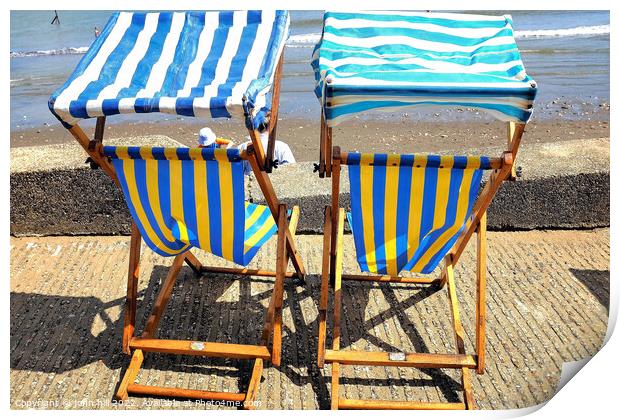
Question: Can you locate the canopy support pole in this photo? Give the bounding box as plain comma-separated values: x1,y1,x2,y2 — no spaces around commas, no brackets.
68,123,118,183
265,52,285,173
318,114,332,178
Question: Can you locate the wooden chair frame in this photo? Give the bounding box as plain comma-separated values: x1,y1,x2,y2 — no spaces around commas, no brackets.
61,53,307,408
318,122,525,409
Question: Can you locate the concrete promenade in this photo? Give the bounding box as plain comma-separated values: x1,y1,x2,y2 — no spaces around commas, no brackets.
10,136,610,236
10,228,609,409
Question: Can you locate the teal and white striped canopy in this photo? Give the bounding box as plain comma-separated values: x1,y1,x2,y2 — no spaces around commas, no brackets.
311,11,537,126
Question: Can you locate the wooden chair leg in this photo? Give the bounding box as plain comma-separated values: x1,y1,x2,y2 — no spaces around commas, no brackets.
115,349,144,401
329,152,342,285
461,366,475,409
123,223,141,354
330,209,345,410
476,212,487,374
271,204,287,366
142,252,186,338
331,362,341,410
445,254,476,409
260,206,301,348
243,358,264,409
245,150,306,281
318,206,332,368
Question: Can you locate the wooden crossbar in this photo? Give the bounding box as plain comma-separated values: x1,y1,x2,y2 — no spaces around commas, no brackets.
127,384,246,402
338,399,466,410
198,265,299,279
324,350,477,369
338,150,504,169
129,338,271,359
341,273,438,284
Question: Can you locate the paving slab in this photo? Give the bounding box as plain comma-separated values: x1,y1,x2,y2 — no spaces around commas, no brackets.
10,229,609,409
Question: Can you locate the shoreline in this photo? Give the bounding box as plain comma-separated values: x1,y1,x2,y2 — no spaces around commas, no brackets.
10,112,609,162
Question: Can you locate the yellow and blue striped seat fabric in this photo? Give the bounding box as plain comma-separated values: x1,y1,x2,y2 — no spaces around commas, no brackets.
103,146,279,266
346,152,493,275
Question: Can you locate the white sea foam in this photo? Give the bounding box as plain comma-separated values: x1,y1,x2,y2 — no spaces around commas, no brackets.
283,24,609,47
10,46,89,58
514,24,609,39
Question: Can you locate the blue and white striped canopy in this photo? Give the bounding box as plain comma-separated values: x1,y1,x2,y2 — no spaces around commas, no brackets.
49,11,289,128
311,11,537,126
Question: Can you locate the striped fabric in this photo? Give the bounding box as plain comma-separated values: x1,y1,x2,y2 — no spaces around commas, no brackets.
346,152,492,275
49,11,289,128
103,146,280,266
311,11,537,126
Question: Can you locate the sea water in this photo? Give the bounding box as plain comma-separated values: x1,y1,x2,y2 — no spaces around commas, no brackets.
10,10,610,131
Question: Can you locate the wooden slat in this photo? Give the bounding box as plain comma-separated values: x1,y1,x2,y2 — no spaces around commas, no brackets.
115,349,144,401
142,252,186,338
318,206,332,368
123,223,141,354
324,350,477,369
342,273,437,284
338,399,466,410
129,338,271,359
476,212,487,374
127,384,246,402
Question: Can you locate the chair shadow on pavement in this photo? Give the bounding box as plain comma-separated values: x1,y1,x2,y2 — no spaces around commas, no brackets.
339,281,463,403
280,275,464,408
11,265,288,399
11,262,463,408
569,268,610,313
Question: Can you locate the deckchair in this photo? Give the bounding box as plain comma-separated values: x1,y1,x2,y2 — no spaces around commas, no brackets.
48,10,305,407
312,11,537,409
